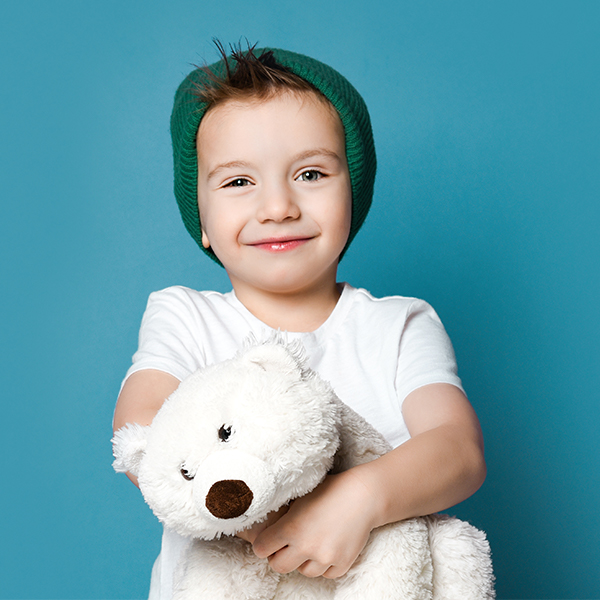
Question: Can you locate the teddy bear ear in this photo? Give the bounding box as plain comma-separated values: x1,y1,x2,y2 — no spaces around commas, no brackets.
111,423,150,477
241,338,306,373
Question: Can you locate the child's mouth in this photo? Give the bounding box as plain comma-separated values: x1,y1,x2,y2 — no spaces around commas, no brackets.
249,237,311,252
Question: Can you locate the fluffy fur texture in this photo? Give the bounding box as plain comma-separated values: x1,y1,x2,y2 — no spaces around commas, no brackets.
113,339,495,599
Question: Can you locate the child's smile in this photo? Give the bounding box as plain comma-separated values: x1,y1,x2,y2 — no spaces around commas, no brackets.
247,236,312,253
196,91,352,305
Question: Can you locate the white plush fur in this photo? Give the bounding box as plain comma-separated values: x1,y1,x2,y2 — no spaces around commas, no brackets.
113,339,495,599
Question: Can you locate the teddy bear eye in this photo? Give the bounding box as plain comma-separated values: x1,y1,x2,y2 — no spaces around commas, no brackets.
218,425,232,442
180,467,194,481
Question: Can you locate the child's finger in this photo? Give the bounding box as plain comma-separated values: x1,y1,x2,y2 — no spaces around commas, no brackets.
239,504,289,544
265,544,306,574
251,523,288,559
320,564,349,579
262,530,347,577
297,559,333,578
252,502,303,559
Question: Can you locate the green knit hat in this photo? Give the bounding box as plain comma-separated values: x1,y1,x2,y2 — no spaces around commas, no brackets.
170,47,376,265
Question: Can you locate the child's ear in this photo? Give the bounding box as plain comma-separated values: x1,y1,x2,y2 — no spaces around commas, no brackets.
201,229,210,248
112,423,150,477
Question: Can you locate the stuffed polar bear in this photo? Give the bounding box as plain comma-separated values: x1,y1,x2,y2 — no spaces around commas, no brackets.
113,339,495,600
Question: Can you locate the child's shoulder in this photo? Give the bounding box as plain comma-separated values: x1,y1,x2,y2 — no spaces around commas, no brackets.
146,284,229,305
328,284,448,346
344,284,439,320
142,285,238,320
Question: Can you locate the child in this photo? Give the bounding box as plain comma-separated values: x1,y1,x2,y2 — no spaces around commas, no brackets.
113,44,486,599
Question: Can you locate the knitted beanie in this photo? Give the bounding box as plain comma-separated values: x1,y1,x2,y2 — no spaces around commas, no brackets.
170,47,376,265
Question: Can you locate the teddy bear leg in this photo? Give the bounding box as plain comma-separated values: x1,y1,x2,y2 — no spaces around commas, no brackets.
172,537,280,600
273,571,336,599
333,519,434,600
424,514,495,600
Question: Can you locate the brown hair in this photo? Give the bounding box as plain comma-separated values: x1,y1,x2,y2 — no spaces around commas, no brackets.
193,41,325,109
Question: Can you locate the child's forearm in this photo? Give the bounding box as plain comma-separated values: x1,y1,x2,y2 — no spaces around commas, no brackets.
349,424,486,528
350,383,486,529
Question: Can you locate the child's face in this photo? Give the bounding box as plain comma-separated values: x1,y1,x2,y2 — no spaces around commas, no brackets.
196,92,352,298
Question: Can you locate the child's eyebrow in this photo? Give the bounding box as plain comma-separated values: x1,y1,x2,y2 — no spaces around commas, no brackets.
207,161,251,181
293,148,344,164
206,149,343,181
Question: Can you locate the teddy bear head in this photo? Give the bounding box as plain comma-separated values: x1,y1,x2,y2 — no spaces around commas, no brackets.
112,340,342,539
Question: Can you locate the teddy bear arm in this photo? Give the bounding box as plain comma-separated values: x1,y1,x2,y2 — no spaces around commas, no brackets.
423,514,495,600
329,519,433,600
332,401,392,472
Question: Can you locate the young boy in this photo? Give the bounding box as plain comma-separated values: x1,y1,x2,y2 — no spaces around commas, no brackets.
113,45,486,599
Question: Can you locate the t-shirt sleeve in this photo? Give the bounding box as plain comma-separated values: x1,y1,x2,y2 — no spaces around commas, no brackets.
122,287,207,386
394,299,464,404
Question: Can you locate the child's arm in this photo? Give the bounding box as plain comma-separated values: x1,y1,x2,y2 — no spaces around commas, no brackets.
113,369,180,486
250,383,486,579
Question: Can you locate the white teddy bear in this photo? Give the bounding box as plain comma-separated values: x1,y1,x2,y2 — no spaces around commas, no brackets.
113,339,495,600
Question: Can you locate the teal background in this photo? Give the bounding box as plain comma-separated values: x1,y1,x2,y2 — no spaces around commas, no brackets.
1,1,598,598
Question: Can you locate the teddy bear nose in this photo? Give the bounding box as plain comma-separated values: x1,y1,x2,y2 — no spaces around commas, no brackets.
205,479,254,519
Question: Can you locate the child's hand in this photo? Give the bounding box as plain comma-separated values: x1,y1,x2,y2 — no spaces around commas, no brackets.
251,470,380,579
236,504,289,545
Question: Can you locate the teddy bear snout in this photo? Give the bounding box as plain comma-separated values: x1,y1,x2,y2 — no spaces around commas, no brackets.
205,479,254,519
193,450,276,532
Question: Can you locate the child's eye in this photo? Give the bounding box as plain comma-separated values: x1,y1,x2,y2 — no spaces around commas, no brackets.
224,178,251,187
296,170,323,182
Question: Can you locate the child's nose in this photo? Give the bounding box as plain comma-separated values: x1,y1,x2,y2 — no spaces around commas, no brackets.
256,183,300,223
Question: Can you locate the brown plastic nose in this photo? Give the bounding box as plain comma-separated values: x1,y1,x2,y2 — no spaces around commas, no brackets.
205,479,254,519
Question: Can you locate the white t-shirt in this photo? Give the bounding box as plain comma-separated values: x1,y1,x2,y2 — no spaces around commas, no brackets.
122,282,463,599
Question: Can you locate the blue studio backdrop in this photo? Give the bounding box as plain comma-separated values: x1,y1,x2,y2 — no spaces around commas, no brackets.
1,1,598,599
